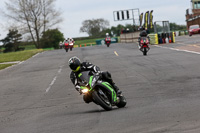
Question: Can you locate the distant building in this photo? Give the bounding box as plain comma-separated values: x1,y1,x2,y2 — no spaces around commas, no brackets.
186,0,200,29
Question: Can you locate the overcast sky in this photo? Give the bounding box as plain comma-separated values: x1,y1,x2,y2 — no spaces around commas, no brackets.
0,0,191,39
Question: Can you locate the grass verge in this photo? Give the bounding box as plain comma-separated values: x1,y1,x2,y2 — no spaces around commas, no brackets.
0,64,16,70
0,49,44,63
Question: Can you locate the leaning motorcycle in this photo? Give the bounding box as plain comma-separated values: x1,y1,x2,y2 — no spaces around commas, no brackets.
138,37,150,56
78,71,126,111
105,37,111,47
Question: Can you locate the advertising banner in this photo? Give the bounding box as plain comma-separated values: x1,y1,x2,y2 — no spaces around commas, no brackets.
139,13,143,27
144,11,149,29
149,10,154,29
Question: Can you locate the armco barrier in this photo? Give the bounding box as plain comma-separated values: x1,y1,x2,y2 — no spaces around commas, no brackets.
74,44,96,48
179,31,185,36
96,40,104,45
111,37,118,43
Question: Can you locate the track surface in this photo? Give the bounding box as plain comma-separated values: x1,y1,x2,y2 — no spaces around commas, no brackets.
1,35,200,133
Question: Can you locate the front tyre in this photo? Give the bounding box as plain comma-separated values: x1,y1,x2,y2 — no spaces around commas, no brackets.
143,47,147,56
92,90,112,111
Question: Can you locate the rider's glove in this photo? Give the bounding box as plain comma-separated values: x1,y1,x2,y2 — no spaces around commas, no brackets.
75,85,81,93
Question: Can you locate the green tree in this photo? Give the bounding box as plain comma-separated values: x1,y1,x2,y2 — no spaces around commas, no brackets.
4,0,62,49
40,29,64,49
1,29,22,53
111,24,125,36
80,18,109,37
170,23,187,31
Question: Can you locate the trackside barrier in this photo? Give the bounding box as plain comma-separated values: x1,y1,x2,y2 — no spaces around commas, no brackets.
172,32,175,43
74,45,79,48
74,44,96,48
179,31,185,36
174,31,188,36
96,38,118,45
149,32,175,45
149,34,158,45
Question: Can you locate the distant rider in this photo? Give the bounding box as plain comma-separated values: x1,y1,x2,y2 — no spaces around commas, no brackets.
68,38,74,44
138,27,150,48
68,56,122,103
59,41,63,49
105,33,110,38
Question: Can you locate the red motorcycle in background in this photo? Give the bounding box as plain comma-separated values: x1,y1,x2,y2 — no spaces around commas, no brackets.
138,37,150,56
64,42,73,52
105,37,111,47
64,42,69,52
69,42,74,51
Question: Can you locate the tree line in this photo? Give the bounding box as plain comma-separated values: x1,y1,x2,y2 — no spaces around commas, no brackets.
0,0,64,52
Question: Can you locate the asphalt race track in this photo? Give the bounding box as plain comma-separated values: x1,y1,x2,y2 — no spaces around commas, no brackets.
1,35,200,133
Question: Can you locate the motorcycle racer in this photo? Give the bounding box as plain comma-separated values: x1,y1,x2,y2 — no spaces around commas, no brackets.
68,56,122,103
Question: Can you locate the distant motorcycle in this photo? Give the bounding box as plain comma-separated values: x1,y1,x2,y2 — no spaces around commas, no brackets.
69,42,74,51
105,37,111,47
78,71,126,111
64,42,69,52
138,37,150,56
64,42,73,52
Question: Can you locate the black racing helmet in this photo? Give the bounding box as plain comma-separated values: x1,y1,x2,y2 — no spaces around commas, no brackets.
68,56,81,72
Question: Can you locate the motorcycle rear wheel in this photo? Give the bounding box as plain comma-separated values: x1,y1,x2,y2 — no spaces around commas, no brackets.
92,90,112,111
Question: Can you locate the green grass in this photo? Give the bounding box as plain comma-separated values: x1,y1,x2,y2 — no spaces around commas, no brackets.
0,64,16,70
0,49,44,63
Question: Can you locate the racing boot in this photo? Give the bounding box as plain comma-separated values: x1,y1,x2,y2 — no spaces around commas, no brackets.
112,83,122,96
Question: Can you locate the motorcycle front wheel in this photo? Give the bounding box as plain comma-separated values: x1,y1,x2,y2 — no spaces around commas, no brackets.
92,89,112,111
143,47,147,56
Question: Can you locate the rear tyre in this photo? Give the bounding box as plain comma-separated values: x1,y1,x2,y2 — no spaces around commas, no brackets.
92,90,112,111
65,48,68,52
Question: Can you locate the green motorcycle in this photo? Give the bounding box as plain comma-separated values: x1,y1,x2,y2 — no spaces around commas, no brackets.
78,71,126,111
